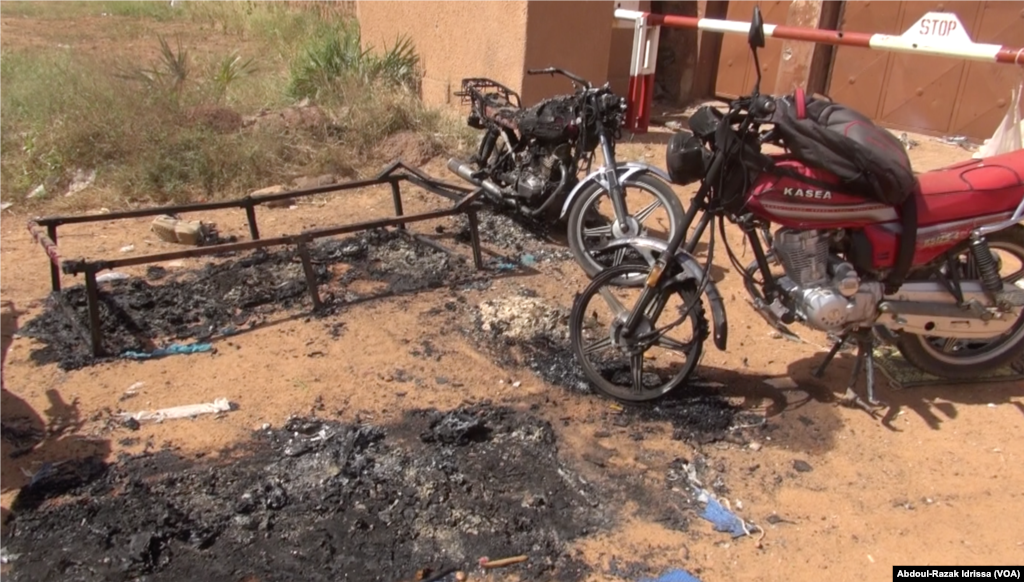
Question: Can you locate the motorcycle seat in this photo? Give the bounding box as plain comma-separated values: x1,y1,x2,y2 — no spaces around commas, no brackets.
481,95,521,131
914,149,1024,226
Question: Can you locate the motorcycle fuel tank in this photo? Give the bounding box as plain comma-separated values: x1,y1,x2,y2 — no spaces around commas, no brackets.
745,158,900,230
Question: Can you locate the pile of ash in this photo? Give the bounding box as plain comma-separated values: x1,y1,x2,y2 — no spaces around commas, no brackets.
473,293,590,394
18,229,475,371
469,292,762,445
3,405,603,582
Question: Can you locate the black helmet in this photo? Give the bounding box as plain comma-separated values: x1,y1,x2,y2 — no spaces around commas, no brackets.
665,129,711,186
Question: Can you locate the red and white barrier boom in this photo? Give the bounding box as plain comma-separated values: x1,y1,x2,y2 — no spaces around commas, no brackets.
620,8,1024,133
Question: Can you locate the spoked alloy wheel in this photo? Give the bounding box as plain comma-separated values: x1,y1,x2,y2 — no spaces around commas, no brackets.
896,226,1024,379
567,174,685,284
570,264,708,402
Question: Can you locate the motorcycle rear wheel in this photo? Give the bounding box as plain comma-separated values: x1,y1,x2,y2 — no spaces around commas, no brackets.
566,173,685,283
896,225,1024,379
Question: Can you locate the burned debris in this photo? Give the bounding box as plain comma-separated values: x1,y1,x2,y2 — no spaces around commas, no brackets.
4,406,603,582
468,293,761,446
18,229,475,371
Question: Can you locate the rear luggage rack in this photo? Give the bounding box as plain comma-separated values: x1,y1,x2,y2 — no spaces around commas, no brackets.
454,78,522,109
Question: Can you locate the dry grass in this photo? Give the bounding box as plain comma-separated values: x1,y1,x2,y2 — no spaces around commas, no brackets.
0,1,181,20
0,1,474,213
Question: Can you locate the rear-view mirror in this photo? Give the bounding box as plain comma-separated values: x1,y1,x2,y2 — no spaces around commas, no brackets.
748,6,766,49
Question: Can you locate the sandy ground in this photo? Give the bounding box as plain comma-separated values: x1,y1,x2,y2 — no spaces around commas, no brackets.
3,9,1024,582
4,145,1023,580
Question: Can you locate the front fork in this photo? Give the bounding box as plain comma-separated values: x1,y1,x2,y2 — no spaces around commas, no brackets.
619,212,772,341
598,133,631,232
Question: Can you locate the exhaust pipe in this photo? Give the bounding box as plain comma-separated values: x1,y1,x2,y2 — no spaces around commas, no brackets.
447,158,506,200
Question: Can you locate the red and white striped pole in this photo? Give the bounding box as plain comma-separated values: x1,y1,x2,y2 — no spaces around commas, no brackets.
624,12,660,132
617,8,1024,133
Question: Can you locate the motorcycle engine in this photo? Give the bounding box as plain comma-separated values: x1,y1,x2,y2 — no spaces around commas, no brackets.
509,144,571,201
771,228,883,331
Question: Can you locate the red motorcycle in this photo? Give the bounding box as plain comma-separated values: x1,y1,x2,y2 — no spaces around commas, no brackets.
568,6,1024,412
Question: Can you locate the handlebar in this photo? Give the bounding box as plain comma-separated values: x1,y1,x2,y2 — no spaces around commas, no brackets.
526,67,592,89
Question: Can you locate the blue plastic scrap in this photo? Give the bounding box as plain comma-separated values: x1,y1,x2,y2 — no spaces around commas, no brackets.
492,262,518,271
27,462,53,487
640,569,703,582
700,494,750,537
122,342,213,360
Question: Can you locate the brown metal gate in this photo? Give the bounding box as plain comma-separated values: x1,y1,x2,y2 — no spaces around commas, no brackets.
947,1,1024,139
827,0,1024,139
714,0,793,98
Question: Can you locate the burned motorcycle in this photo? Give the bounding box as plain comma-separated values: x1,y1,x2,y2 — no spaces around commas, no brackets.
568,6,1024,412
448,67,684,280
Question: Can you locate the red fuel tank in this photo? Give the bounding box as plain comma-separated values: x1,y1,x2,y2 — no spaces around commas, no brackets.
745,159,899,230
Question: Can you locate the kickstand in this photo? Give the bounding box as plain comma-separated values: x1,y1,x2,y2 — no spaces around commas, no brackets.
812,332,849,379
837,330,886,417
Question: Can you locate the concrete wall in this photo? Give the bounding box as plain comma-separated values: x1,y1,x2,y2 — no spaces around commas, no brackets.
520,1,616,103
356,0,529,107
357,0,619,108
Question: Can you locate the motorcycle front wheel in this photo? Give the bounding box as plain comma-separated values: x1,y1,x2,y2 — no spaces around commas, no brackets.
896,225,1024,379
566,173,685,283
569,263,708,402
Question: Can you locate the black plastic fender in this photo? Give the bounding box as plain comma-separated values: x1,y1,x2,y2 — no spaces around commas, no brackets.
593,236,728,351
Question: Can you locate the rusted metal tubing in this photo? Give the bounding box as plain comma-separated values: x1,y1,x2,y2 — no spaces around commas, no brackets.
296,240,323,311
383,160,475,193
27,221,62,265
455,189,484,211
391,180,406,231
27,220,64,292
480,555,528,569
60,205,475,275
467,211,484,270
244,202,260,240
32,175,415,228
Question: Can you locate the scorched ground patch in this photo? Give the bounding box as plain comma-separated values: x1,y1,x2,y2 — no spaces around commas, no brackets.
3,406,604,582
18,229,476,371
467,293,763,445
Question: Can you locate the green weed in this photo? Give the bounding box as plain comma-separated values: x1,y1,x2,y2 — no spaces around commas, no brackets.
0,2,464,211
287,23,420,102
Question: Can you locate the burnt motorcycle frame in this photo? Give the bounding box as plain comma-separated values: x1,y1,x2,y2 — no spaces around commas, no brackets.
451,67,677,233
452,67,667,220
586,6,1024,411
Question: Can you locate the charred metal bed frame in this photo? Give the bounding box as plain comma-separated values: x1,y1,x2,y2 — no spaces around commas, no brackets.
27,162,487,357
